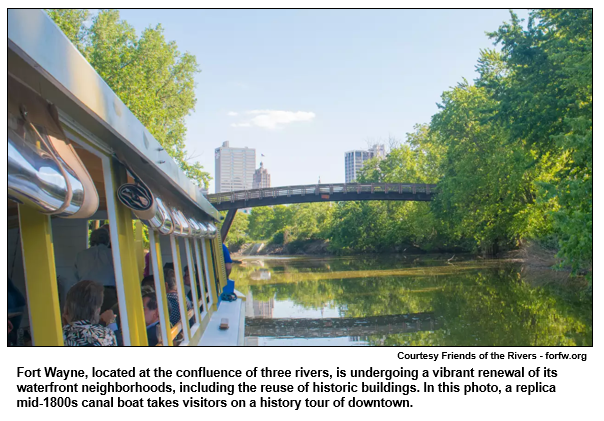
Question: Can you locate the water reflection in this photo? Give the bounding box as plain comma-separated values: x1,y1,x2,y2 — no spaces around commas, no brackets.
245,291,274,318
249,269,272,281
234,255,592,346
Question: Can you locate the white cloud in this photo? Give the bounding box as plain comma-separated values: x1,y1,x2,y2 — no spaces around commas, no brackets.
227,111,238,116
231,110,316,130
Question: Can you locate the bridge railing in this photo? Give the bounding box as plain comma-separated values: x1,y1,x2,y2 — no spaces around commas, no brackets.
207,183,436,205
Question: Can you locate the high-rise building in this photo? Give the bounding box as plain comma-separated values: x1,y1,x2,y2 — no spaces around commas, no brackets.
345,150,371,183
252,162,271,189
214,141,256,193
369,143,386,159
344,144,385,183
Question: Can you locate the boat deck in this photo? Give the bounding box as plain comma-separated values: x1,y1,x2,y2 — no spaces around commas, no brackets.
199,294,246,346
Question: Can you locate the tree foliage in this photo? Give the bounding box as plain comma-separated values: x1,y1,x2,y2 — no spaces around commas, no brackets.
220,211,249,252
46,9,210,188
486,9,592,273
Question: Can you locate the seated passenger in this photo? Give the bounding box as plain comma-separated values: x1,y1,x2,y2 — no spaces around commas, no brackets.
163,262,174,274
100,224,111,248
74,228,116,312
63,280,117,346
141,275,155,290
141,286,161,346
183,265,202,305
164,269,192,326
99,306,122,347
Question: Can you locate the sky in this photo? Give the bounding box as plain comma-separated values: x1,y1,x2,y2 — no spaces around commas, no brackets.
117,9,530,193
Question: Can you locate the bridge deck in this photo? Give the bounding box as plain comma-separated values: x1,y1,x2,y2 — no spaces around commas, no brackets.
208,183,436,211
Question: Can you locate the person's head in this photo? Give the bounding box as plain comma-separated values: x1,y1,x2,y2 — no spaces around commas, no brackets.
89,228,110,247
141,275,155,290
164,269,177,292
183,266,190,286
64,280,104,324
183,265,198,287
163,262,174,273
141,286,159,327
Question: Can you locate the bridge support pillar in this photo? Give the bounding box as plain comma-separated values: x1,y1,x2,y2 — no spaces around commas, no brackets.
221,209,238,241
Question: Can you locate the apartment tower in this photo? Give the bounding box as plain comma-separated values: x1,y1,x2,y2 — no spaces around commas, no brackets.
344,144,386,183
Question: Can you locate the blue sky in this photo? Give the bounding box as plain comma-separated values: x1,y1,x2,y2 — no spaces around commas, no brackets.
117,9,530,193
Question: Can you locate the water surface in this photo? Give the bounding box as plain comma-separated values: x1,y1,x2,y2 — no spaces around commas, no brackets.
232,255,591,346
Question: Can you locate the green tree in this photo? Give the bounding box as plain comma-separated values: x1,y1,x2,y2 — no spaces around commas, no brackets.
222,212,249,252
46,9,90,51
430,81,544,254
330,125,448,254
247,207,276,241
287,203,333,242
46,9,210,188
486,10,592,273
328,201,389,253
358,124,444,185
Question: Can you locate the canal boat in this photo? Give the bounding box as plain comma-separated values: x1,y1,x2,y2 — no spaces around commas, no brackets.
7,9,244,346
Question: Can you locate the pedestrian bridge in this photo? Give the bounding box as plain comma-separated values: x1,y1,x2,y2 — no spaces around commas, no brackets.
208,183,437,239
208,183,436,211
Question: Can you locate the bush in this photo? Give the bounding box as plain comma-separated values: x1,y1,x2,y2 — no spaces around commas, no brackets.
271,231,285,245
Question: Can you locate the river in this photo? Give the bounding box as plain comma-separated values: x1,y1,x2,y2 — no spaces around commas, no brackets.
231,255,592,346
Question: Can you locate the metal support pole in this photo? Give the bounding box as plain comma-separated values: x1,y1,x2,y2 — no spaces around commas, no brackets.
221,209,238,241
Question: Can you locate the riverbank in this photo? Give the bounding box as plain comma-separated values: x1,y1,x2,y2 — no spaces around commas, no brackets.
234,239,331,257
233,239,445,257
235,239,548,260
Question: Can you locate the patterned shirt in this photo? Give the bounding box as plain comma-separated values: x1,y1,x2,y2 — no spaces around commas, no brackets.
63,320,117,346
166,292,192,326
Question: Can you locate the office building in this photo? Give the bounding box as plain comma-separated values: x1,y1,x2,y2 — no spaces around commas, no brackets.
344,144,385,183
252,162,271,189
214,141,256,193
